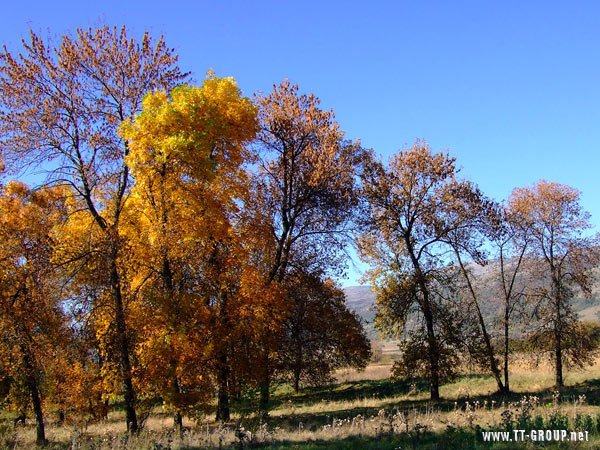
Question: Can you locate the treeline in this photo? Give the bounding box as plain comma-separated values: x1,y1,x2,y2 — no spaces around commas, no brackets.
0,27,371,444
359,143,600,400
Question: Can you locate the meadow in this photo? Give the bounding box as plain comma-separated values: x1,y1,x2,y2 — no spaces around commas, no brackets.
3,358,600,449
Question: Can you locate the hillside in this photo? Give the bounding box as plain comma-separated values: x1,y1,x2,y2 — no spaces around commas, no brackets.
342,285,376,323
344,271,600,342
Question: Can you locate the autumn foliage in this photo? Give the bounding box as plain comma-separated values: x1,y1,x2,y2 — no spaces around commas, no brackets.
0,24,598,444
0,26,372,439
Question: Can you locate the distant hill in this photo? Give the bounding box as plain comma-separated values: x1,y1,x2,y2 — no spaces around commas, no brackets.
343,286,376,322
343,286,378,339
343,269,600,341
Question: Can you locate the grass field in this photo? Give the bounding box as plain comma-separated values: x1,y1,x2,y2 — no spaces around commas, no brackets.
4,359,600,448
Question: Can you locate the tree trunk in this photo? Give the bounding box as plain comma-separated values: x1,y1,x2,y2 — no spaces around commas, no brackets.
498,241,527,396
406,240,440,401
30,380,45,445
110,261,138,432
22,351,45,444
472,298,505,393
423,309,440,401
455,250,506,394
103,399,109,420
170,374,183,434
504,303,510,393
161,256,185,432
554,298,564,388
294,371,301,394
293,348,303,394
214,285,231,423
419,287,440,400
552,275,564,389
216,357,230,422
555,334,563,388
259,371,270,417
174,411,183,435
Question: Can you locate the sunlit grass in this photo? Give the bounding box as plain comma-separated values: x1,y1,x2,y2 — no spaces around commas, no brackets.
4,357,600,448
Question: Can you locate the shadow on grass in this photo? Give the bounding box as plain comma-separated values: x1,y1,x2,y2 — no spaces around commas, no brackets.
32,373,600,448
273,376,431,407
274,372,531,406
255,373,600,433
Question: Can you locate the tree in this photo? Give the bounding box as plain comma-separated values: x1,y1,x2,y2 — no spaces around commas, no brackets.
251,81,364,413
0,26,188,431
0,182,68,444
440,190,508,394
254,80,362,282
508,180,599,388
277,270,371,393
43,321,112,424
120,77,282,425
358,140,490,400
484,201,532,393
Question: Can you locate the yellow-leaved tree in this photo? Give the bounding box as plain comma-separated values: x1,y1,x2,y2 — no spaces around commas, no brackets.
0,26,188,432
0,182,69,444
120,75,286,426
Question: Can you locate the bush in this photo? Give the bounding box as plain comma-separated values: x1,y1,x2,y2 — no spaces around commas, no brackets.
547,411,569,429
0,423,16,448
575,414,594,433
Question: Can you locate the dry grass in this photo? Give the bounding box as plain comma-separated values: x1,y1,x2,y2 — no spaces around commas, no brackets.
334,363,392,383
5,357,600,448
11,399,600,449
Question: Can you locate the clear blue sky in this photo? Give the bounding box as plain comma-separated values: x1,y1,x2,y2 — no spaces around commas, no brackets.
2,1,599,286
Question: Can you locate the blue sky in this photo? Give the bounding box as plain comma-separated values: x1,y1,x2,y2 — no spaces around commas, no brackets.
2,1,599,286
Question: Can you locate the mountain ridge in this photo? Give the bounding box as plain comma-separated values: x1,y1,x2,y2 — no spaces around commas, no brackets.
343,279,600,340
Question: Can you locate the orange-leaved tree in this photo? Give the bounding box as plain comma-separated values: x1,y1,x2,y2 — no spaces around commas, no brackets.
358,140,491,401
0,26,188,432
251,81,365,413
0,182,69,444
509,180,599,388
277,270,371,393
